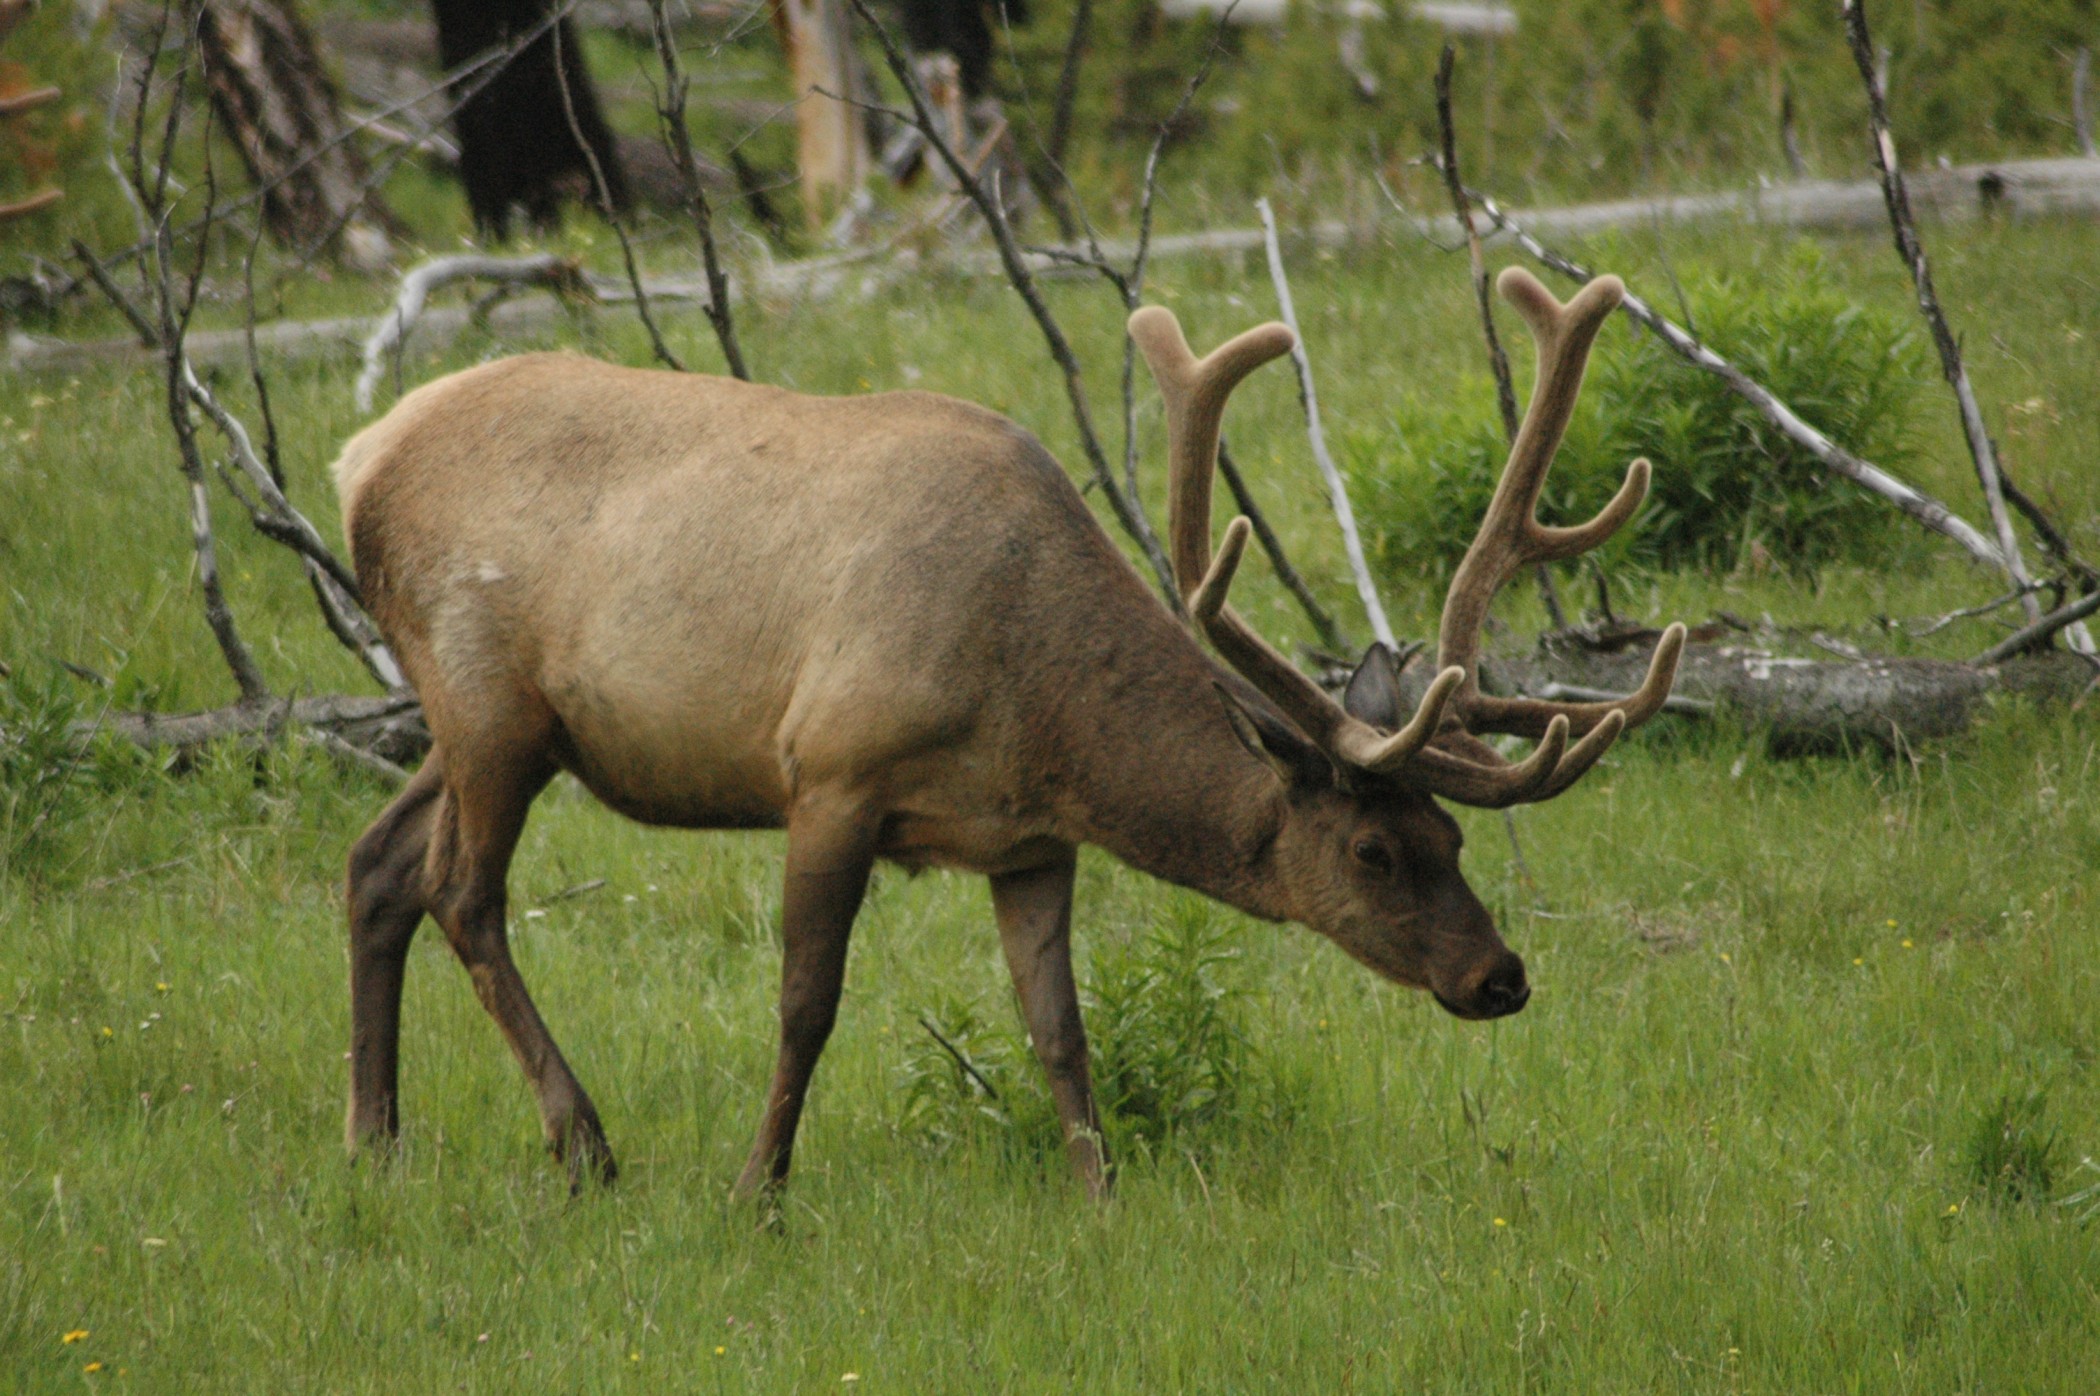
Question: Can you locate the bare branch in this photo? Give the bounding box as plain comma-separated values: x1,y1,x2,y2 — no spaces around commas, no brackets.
1843,0,2059,640
355,254,589,414
1974,588,2100,666
1255,196,1395,650
554,22,681,372
1434,43,1564,631
1458,184,2008,571
843,0,1181,610
1216,441,1348,654
69,238,160,348
647,0,748,380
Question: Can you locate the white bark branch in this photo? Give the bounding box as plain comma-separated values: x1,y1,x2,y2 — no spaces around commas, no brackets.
1256,197,1394,650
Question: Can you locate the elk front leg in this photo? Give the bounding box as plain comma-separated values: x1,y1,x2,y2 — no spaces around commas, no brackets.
426,748,615,1188
991,851,1110,1199
734,789,879,1200
345,750,446,1156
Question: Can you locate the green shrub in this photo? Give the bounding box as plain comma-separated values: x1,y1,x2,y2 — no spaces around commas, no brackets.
1353,243,1929,582
896,900,1270,1166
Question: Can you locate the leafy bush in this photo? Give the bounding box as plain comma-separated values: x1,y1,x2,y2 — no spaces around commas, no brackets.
1353,243,1929,581
896,901,1273,1166
1085,903,1253,1154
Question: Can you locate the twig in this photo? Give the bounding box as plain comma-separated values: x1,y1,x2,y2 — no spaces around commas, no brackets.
917,1015,1000,1101
646,0,748,380
1255,196,1395,650
69,239,159,347
136,68,269,708
354,254,588,414
1046,0,1091,171
1973,588,2100,665
843,0,1181,610
304,727,410,785
1843,1,2057,639
554,22,681,372
1899,585,2038,638
1434,43,1565,630
1458,183,2008,570
1216,442,1348,654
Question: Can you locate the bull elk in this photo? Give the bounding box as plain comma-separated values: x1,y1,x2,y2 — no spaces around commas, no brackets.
333,266,1682,1197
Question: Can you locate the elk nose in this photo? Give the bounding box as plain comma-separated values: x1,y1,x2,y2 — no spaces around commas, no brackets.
1474,954,1531,1019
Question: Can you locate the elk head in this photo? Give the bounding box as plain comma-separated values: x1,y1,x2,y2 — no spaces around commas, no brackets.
1132,267,1685,1020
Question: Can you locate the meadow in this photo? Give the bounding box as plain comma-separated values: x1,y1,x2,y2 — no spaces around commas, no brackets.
4,209,2100,1390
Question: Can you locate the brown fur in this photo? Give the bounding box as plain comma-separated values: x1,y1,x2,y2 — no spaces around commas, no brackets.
335,351,1523,1198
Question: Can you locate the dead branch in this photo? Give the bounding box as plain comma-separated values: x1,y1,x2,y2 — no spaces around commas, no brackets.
646,0,747,380
918,1015,1001,1101
70,239,161,347
1216,441,1349,654
135,54,272,708
355,253,588,414
842,0,1181,610
1457,184,2007,570
1433,43,1565,630
1256,196,1395,650
81,693,429,768
553,22,680,371
1843,2,2075,649
1974,588,2100,665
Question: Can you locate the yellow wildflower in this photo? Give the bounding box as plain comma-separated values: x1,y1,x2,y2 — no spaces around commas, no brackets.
62,1330,89,1345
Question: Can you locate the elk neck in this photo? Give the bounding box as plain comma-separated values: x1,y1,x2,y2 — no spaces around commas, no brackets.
1050,634,1299,925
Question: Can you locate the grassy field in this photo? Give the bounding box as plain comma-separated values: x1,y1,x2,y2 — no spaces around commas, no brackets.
4,212,2100,1390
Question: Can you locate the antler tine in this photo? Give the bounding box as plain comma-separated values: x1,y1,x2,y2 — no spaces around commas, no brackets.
1436,269,1630,705
1403,715,1573,810
1467,622,1688,741
1129,306,1356,751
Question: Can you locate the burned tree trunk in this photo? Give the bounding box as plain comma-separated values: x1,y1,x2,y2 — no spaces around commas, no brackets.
195,0,397,268
431,0,630,240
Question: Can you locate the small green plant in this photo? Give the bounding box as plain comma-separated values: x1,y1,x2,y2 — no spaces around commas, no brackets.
895,994,1058,1161
896,904,1268,1166
1085,902,1253,1155
1964,1090,2062,1205
1354,243,1929,582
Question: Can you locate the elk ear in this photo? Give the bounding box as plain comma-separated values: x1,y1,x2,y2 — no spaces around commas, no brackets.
1342,643,1404,731
1213,681,1331,789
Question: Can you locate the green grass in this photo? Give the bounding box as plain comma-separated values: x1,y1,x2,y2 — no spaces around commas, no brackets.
4,208,2100,1388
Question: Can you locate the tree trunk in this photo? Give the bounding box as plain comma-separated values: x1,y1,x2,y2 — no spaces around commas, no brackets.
196,0,397,269
431,0,631,241
769,0,870,230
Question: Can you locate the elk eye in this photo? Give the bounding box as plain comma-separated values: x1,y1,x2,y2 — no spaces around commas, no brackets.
1352,840,1394,874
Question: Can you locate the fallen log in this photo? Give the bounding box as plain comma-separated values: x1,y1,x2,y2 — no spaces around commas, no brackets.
1483,636,2093,751
78,693,430,772
21,156,2100,377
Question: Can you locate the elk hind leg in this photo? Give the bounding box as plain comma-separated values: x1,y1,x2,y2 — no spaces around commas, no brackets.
426,739,615,1186
991,851,1109,1199
345,749,447,1157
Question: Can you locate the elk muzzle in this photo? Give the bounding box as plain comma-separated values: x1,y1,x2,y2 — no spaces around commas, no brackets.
1432,946,1531,1021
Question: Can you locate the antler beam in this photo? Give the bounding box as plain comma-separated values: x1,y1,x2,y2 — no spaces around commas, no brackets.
1132,265,1684,809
